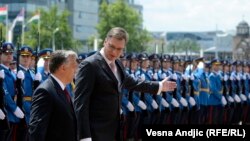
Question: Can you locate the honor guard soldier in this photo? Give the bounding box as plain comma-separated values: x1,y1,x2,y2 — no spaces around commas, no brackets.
221,60,234,124
197,58,210,124
136,53,158,125
158,54,172,124
126,53,147,141
0,42,25,141
19,46,36,124
188,57,202,124
230,60,243,124
241,61,250,124
149,53,164,124
208,59,224,124
38,48,53,82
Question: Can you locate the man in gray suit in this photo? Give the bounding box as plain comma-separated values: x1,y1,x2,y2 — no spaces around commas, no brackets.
74,27,176,141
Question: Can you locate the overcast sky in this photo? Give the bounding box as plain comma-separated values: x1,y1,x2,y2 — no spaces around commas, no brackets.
137,0,250,32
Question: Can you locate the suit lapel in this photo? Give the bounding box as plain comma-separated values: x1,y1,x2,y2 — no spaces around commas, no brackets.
49,77,75,114
96,52,119,85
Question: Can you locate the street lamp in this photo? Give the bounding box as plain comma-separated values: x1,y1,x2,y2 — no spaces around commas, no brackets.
52,27,59,51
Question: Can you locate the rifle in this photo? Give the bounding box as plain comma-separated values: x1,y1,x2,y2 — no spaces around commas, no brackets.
33,31,40,90
15,39,27,127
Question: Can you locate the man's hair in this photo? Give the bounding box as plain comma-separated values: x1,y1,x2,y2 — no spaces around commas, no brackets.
49,50,77,73
106,27,129,44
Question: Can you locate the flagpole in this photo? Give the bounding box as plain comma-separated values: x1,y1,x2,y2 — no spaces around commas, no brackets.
5,5,8,40
21,8,25,45
38,10,40,51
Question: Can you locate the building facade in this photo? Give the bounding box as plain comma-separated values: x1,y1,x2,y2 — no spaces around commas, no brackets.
233,20,250,60
0,0,142,51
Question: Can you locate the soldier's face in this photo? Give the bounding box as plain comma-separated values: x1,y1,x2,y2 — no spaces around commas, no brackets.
1,52,13,66
130,60,138,70
20,55,32,68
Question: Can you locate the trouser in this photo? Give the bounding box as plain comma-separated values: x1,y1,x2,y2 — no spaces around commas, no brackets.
207,105,224,124
189,105,200,124
170,107,181,124
0,118,10,141
6,122,28,141
198,105,208,124
231,103,242,124
179,106,189,124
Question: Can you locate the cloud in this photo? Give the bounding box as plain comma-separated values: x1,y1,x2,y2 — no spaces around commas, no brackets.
139,0,250,32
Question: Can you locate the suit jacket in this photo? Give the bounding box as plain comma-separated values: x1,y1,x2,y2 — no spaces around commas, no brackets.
29,76,77,141
74,52,159,141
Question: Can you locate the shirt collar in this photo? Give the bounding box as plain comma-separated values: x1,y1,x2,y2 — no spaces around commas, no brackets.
50,74,66,90
19,65,28,71
100,48,112,65
0,64,10,70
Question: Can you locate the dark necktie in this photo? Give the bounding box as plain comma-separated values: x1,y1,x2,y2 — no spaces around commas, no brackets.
64,89,71,104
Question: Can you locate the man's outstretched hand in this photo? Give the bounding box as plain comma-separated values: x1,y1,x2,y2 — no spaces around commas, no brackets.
161,77,177,92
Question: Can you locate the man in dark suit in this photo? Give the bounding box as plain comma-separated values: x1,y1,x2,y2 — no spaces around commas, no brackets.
74,27,177,141
29,50,78,141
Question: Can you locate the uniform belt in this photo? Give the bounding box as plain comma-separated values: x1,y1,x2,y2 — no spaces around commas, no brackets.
200,88,209,93
23,96,32,101
194,91,199,95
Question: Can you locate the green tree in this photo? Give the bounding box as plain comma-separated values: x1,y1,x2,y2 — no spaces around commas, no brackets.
24,6,82,51
96,0,151,52
0,23,7,42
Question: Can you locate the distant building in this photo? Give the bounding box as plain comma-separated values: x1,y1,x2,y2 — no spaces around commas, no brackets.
149,30,234,60
233,20,250,60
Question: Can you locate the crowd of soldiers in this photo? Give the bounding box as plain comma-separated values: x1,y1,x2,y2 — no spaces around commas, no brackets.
118,52,250,140
0,41,250,141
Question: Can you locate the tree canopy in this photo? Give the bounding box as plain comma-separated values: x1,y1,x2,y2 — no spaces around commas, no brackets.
96,0,151,52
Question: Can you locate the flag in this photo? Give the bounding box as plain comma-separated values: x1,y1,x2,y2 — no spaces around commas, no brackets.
27,13,40,24
14,8,25,22
0,6,7,22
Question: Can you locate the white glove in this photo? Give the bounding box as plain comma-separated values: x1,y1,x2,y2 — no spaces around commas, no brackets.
234,95,241,103
130,73,135,79
236,74,241,81
224,75,228,81
221,96,227,106
161,98,169,107
0,109,5,120
151,100,158,109
153,73,158,80
189,97,196,106
190,74,195,80
182,74,189,81
140,74,145,81
180,97,188,107
126,102,134,112
17,70,25,80
35,72,42,81
227,96,234,103
138,100,147,110
243,74,247,80
120,109,123,115
161,73,167,79
171,73,177,80
230,75,234,81
171,98,179,107
0,70,5,79
240,94,247,101
14,106,24,119
80,138,92,141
